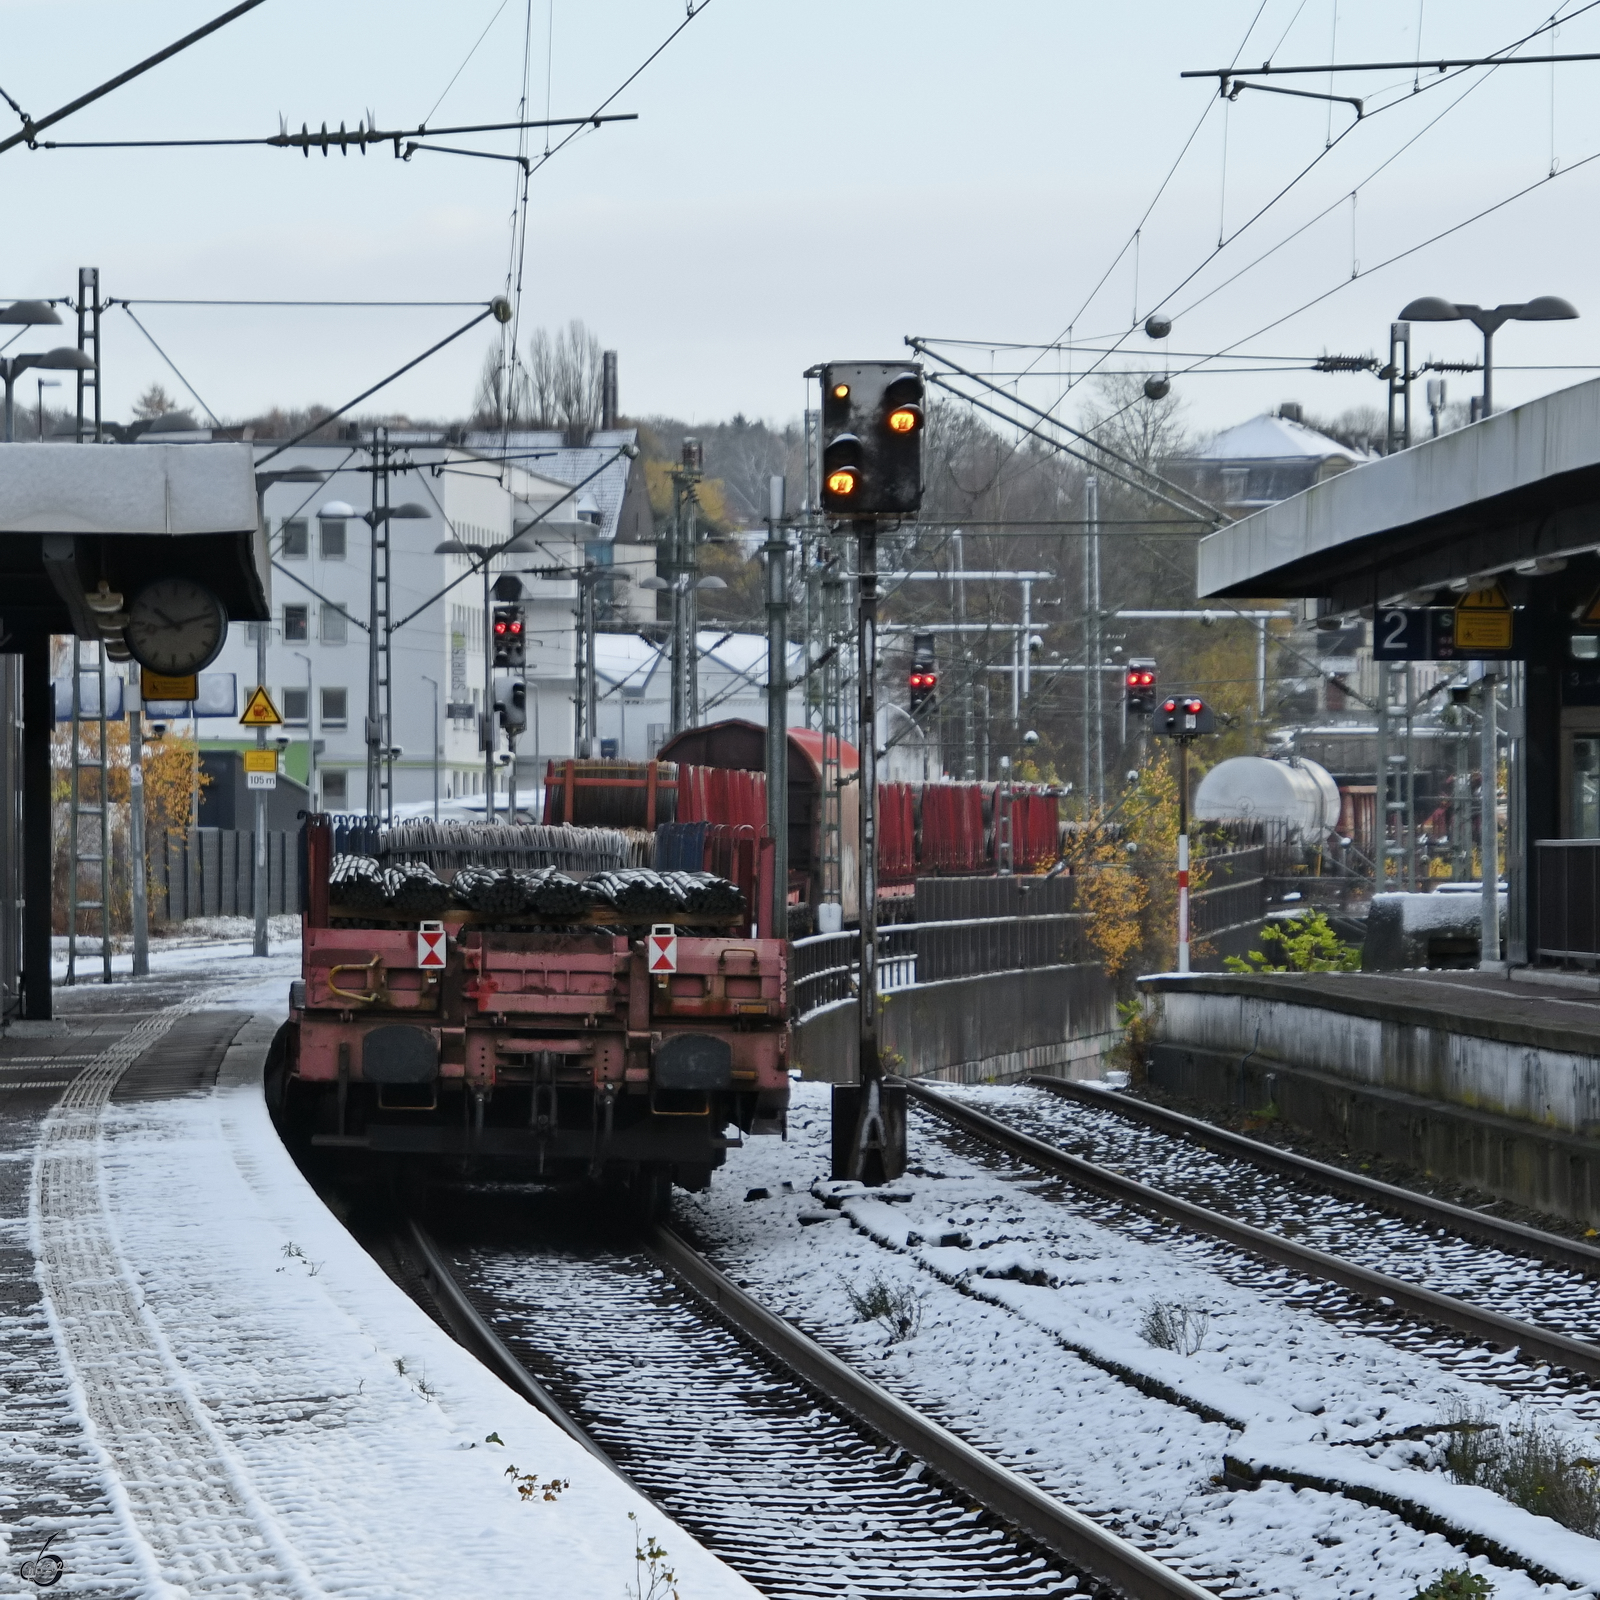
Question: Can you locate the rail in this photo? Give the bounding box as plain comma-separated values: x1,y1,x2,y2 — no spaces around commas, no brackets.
1028,1076,1600,1278
405,1210,1215,1599
648,1225,1215,1600
903,1079,1600,1380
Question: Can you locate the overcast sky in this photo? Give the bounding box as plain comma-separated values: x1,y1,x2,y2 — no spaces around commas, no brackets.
4,0,1599,440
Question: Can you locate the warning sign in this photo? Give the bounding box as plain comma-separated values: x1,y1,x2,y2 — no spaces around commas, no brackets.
1455,585,1512,652
240,686,283,727
244,748,277,790
647,927,678,974
417,924,447,969
142,671,198,701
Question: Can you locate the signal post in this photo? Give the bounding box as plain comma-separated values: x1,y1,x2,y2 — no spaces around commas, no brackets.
816,359,924,1185
1152,694,1215,973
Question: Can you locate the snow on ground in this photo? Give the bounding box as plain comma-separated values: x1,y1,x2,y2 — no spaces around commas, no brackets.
681,1083,1600,1600
4,949,762,1600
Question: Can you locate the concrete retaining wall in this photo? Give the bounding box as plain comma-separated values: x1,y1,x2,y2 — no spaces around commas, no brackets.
794,963,1117,1086
1142,973,1600,1225
1147,980,1600,1136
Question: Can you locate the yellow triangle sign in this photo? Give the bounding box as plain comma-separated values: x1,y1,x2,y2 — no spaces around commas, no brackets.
1457,584,1509,610
1454,584,1512,650
240,685,283,727
1581,586,1600,625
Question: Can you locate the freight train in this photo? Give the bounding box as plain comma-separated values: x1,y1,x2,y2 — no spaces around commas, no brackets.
544,717,1066,925
268,815,790,1215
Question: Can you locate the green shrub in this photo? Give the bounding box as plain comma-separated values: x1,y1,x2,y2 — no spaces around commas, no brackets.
1224,910,1360,974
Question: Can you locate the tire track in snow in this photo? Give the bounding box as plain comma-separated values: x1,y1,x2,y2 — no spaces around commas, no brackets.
31,1001,321,1599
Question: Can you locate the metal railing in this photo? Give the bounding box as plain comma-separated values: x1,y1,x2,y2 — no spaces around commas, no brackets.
791,911,1087,1019
1536,839,1600,963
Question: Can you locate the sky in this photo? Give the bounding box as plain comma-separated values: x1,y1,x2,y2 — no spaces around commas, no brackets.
4,0,1600,441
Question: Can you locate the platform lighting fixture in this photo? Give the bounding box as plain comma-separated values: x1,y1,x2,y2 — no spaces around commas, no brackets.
0,298,95,440
1399,295,1578,418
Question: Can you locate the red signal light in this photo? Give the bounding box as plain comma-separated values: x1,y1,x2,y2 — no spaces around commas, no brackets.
508,620,523,635
1162,699,1177,713
493,619,508,636
1185,699,1203,713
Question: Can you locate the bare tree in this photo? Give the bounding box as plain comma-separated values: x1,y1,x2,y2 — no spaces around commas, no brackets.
472,344,531,430
528,319,605,436
132,382,178,420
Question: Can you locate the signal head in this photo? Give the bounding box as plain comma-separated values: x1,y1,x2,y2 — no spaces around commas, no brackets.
886,404,922,435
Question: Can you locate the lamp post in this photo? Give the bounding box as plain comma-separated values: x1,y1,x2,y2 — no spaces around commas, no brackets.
35,377,59,439
293,650,316,804
420,674,440,820
0,298,95,441
321,496,429,821
1400,295,1578,418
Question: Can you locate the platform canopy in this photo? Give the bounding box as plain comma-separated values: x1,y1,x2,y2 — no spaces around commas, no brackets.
0,442,267,644
1197,376,1600,610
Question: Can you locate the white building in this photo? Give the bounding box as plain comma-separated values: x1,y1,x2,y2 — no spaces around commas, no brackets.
200,435,604,812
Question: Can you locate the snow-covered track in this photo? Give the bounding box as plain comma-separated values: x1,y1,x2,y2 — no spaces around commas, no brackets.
904,1080,1600,1383
1029,1076,1600,1278
420,1210,1216,1600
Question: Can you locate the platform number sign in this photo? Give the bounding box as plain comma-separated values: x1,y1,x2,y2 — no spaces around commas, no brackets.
417,923,447,969
648,926,678,975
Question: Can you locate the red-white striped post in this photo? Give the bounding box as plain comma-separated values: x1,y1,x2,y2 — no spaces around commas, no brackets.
1176,736,1191,973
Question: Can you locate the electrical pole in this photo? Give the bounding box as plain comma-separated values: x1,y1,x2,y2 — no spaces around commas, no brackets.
1480,672,1501,965
128,669,149,978
253,612,269,956
1088,473,1104,808
765,475,789,938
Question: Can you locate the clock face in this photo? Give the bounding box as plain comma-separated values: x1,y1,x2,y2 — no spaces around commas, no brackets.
124,577,228,675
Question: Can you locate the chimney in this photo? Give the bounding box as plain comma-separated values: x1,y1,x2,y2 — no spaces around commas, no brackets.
601,350,618,431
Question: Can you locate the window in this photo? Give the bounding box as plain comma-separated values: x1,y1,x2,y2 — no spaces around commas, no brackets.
321,771,348,807
283,604,309,642
321,687,348,727
321,519,347,560
321,604,348,644
282,687,309,725
280,518,308,558
1220,466,1250,503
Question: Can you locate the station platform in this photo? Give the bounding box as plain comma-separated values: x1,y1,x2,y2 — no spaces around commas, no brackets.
1139,968,1600,1228
0,950,758,1600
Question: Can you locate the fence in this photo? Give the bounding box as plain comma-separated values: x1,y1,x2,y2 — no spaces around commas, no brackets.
1536,839,1600,964
147,828,300,922
791,908,1088,1020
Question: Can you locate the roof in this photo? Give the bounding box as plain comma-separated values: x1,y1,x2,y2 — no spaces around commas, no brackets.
1197,376,1600,604
1188,414,1365,465
463,428,649,544
592,631,804,696
657,718,858,780
0,442,267,640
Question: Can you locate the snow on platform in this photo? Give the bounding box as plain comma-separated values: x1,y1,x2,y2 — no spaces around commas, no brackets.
2,948,761,1600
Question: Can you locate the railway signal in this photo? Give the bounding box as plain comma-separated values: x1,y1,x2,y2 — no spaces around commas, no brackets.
1125,659,1158,716
1152,694,1216,974
492,604,525,668
819,361,926,517
909,629,938,714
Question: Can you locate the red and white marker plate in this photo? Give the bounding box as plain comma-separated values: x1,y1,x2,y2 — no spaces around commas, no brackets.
417,923,448,969
647,925,678,974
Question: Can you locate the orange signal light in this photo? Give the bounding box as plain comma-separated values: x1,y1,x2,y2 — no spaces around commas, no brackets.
832,383,850,400
826,466,858,496
886,405,920,434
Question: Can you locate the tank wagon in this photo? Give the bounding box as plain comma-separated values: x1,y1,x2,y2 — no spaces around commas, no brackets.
271,816,790,1212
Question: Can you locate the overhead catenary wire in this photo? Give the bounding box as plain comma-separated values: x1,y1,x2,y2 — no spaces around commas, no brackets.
117,304,223,428
0,0,269,157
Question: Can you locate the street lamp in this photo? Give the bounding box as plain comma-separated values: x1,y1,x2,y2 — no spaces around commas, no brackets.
1400,294,1578,418
35,378,60,440
0,297,95,441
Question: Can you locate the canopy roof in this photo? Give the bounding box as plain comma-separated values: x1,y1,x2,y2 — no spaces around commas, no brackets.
0,443,266,641
1197,376,1600,608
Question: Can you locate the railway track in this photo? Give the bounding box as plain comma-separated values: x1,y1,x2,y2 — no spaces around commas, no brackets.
397,1198,1220,1600
905,1079,1600,1403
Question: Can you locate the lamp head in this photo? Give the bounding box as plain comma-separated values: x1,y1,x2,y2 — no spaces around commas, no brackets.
35,347,95,370
0,300,61,327
1518,295,1579,321
1399,296,1462,321
318,500,357,520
